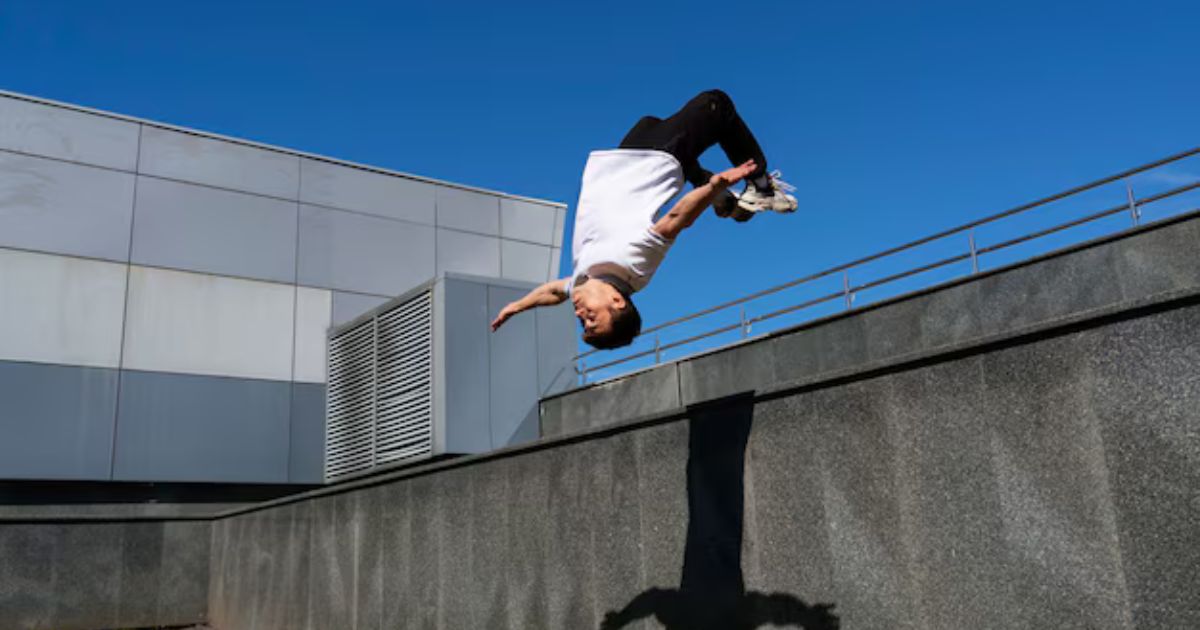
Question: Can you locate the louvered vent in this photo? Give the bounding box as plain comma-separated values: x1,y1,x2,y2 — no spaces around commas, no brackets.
325,289,433,482
374,292,433,465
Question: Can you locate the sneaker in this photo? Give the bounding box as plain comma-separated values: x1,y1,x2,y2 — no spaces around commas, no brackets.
731,207,756,222
737,170,798,213
713,188,739,218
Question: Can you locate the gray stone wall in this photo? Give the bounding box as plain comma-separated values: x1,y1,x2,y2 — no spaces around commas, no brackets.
7,213,1198,630
206,293,1200,629
0,518,209,630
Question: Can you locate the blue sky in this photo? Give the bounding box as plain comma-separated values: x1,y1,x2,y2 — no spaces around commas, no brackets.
3,0,1198,368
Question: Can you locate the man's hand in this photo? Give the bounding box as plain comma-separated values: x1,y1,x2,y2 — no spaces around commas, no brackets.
489,279,569,332
710,159,757,190
490,301,522,331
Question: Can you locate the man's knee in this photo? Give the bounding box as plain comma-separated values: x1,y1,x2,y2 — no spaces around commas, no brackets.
698,89,734,111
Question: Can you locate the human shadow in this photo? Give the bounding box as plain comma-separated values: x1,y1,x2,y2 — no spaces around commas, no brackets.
602,394,839,630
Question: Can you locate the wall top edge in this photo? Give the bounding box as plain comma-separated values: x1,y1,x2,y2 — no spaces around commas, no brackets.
0,89,567,209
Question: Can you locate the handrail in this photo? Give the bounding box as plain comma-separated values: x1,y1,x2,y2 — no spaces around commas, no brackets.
573,147,1200,380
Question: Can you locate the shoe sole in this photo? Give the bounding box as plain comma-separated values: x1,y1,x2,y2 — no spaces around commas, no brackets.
736,200,799,214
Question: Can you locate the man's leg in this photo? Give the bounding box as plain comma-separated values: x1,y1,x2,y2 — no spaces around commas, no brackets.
622,91,794,215
654,90,769,182
658,90,797,213
619,103,744,218
620,115,712,188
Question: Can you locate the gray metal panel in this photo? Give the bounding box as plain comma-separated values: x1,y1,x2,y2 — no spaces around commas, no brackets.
487,286,540,448
332,291,391,327
0,361,118,480
0,151,135,262
131,176,298,283
0,95,140,170
113,370,292,483
436,229,501,277
549,247,563,279
552,207,566,248
535,303,577,398
435,186,500,235
290,383,327,484
300,158,435,224
500,198,556,245
138,126,300,199
501,240,552,283
298,204,435,296
441,278,491,454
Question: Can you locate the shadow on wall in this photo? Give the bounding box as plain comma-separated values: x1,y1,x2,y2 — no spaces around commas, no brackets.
602,394,840,630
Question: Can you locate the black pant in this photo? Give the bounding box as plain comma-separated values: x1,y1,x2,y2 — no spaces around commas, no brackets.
619,89,768,188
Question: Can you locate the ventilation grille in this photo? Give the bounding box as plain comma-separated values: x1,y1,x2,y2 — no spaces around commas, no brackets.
375,294,433,465
325,289,434,482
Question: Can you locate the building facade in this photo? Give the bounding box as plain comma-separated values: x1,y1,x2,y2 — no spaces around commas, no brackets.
0,91,567,485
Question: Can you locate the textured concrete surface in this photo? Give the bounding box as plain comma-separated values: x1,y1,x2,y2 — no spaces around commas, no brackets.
206,292,1199,629
541,363,681,438
0,518,209,630
7,215,1199,630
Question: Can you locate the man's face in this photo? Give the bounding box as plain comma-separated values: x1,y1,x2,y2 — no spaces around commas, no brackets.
572,279,618,338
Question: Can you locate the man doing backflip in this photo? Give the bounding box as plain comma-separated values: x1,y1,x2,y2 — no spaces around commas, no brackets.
490,89,797,349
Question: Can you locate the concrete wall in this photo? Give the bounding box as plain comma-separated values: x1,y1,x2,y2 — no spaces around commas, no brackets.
542,210,1200,438
0,91,567,484
0,518,209,630
202,268,1200,626
4,210,1198,629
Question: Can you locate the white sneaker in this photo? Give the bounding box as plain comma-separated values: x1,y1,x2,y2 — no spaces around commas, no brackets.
737,170,798,213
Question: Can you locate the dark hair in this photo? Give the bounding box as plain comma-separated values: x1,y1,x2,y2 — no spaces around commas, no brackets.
584,298,642,350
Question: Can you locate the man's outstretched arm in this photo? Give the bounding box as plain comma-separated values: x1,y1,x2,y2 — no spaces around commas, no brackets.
491,278,570,331
652,159,758,240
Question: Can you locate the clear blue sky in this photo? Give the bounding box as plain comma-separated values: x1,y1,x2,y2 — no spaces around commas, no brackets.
3,0,1198,366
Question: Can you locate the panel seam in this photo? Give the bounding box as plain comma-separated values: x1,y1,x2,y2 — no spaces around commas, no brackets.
288,156,303,482
107,123,144,479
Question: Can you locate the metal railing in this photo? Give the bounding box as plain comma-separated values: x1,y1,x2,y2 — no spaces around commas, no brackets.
574,146,1200,382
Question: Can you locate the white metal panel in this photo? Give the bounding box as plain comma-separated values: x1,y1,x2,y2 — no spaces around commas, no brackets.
500,198,556,245
0,95,140,170
553,207,567,248
122,266,295,381
0,152,137,262
300,158,436,225
0,248,127,368
138,126,300,199
501,240,553,283
294,286,332,383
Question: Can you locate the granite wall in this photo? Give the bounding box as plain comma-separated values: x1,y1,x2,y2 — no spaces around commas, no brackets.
206,291,1200,629
0,518,209,630
6,214,1199,630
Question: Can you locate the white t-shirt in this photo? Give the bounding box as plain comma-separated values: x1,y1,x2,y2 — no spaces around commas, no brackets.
565,149,684,296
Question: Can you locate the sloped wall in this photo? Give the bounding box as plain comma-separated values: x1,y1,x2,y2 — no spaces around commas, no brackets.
206,284,1200,627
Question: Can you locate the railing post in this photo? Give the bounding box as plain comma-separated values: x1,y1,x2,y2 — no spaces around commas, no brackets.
969,229,979,274
1126,181,1141,226
740,306,750,338
654,334,661,364
577,359,587,385
843,271,854,310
